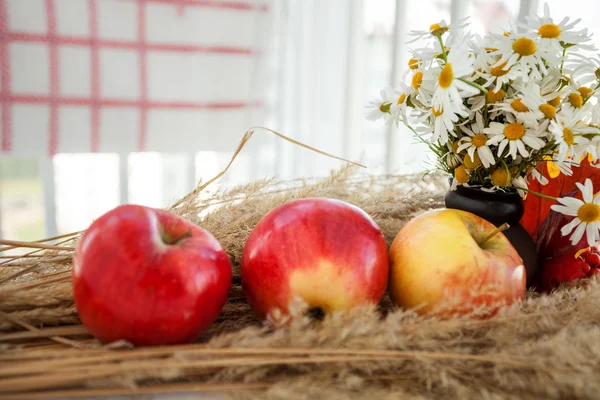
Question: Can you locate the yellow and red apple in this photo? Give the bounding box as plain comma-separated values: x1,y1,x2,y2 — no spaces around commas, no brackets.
241,198,389,320
388,208,526,317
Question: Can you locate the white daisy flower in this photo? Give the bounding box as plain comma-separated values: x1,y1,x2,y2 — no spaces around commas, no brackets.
406,56,426,72
449,165,471,191
543,153,578,179
494,83,553,128
590,139,600,165
591,102,600,126
550,178,600,246
563,89,588,110
407,18,469,43
538,69,566,109
408,38,444,69
408,20,450,43
457,112,496,168
481,167,513,193
549,106,596,162
563,80,598,109
520,83,550,114
489,28,557,82
471,36,524,92
581,141,599,163
445,140,463,169
390,82,412,125
431,40,479,120
549,125,588,163
530,167,549,185
512,175,529,197
467,88,508,118
478,58,523,93
492,96,544,129
587,110,600,161
484,114,545,159
526,3,594,53
366,87,396,124
569,54,600,86
406,61,438,106
414,103,460,145
418,66,441,102
540,68,564,94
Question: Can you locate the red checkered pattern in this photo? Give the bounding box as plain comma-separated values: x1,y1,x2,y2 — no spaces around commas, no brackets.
0,0,268,155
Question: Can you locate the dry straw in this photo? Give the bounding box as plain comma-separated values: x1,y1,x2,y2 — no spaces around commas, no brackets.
1,129,600,399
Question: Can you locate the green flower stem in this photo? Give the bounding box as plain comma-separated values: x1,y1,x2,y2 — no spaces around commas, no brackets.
458,78,488,95
583,82,600,106
437,35,447,62
499,158,511,176
513,187,559,201
559,47,567,73
404,123,445,159
458,78,490,125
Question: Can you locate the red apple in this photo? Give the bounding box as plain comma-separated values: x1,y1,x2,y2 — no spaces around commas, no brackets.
241,198,389,320
388,208,525,317
72,204,232,346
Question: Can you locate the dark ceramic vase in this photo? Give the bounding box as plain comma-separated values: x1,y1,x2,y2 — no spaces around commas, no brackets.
444,185,538,286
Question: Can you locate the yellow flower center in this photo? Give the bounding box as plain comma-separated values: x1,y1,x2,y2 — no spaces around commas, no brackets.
485,47,499,52
538,23,561,39
379,103,391,113
429,23,448,36
491,168,511,187
512,37,537,56
578,86,593,98
451,141,460,153
511,98,529,112
569,92,583,108
408,58,419,70
429,24,448,36
438,63,454,89
563,127,575,145
463,153,482,169
397,93,407,104
504,123,525,140
454,165,470,184
432,107,443,116
539,104,556,119
412,71,423,90
577,203,600,223
487,89,507,103
491,61,509,77
472,133,488,148
548,96,561,107
503,31,511,37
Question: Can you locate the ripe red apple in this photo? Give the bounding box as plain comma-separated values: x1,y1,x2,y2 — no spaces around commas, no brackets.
388,208,525,317
72,205,232,346
241,198,389,320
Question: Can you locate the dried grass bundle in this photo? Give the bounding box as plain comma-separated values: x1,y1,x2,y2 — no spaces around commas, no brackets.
1,164,599,399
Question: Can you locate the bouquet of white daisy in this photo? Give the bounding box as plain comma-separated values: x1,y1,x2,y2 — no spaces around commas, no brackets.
368,4,600,247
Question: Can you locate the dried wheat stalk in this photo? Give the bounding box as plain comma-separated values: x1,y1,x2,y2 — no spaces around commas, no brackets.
0,158,599,399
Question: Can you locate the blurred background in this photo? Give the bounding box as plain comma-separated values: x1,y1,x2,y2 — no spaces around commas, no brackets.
1,0,599,241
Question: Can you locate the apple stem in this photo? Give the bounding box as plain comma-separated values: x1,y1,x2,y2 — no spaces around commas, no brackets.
160,229,192,245
479,223,510,246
